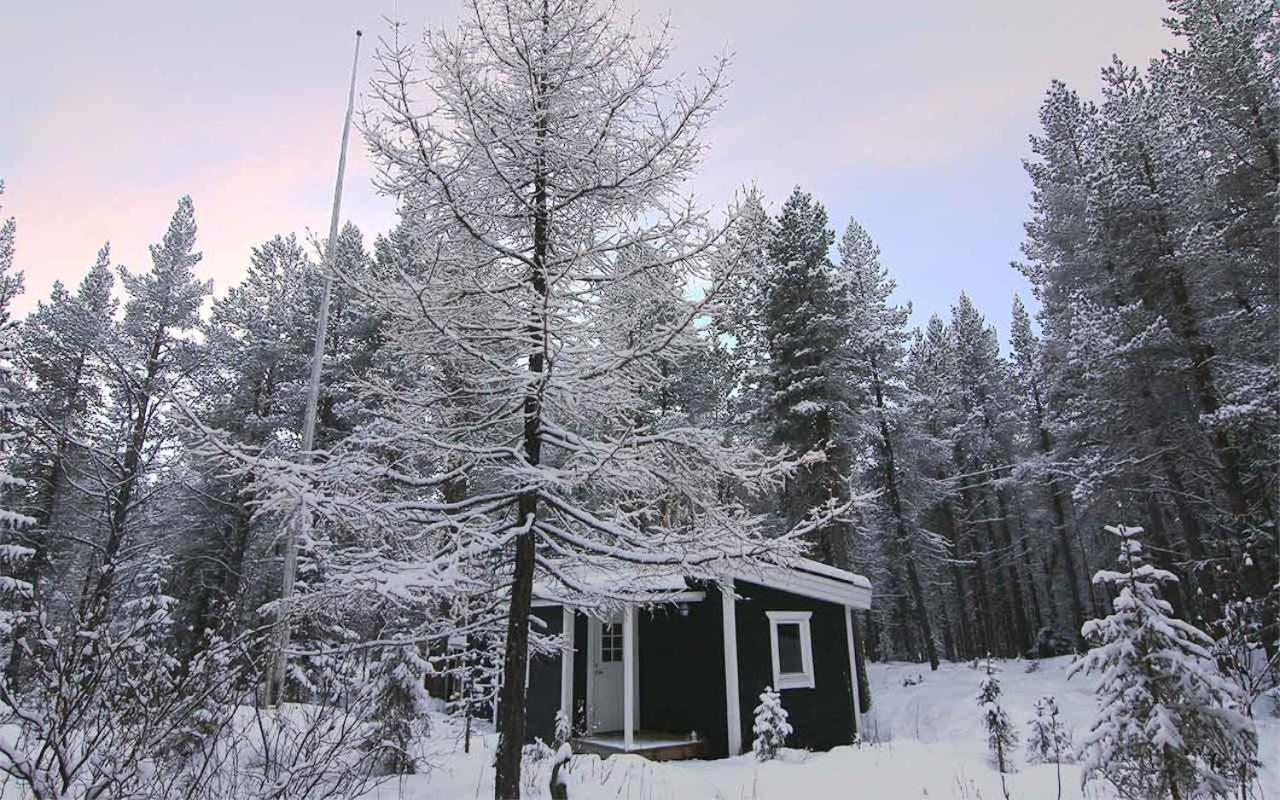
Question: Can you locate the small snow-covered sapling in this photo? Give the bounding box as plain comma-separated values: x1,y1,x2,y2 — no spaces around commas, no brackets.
976,661,1017,775
752,686,793,761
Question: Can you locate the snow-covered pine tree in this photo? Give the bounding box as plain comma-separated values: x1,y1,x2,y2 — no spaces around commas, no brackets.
1025,695,1073,765
902,314,978,661
553,709,572,749
1017,0,1279,639
333,4,841,795
5,252,116,688
364,623,433,774
764,188,854,569
752,686,792,762
949,294,1032,658
81,196,212,630
0,180,35,649
1070,525,1259,799
1008,293,1085,647
175,234,316,659
714,188,775,431
977,662,1017,774
837,217,942,670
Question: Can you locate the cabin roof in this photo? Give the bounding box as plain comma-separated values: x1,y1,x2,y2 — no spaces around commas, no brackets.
531,555,872,611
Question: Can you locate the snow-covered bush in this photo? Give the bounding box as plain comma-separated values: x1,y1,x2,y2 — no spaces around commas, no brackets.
1209,595,1279,718
0,595,243,799
752,686,792,761
364,634,433,773
1025,696,1072,765
1070,525,1259,799
976,664,1017,774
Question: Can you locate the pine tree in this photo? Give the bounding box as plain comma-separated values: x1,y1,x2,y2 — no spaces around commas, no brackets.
838,217,940,669
82,196,212,628
715,188,774,421
365,625,433,774
175,234,316,659
752,686,792,762
905,314,976,660
1070,525,1259,799
949,294,1031,656
1017,0,1279,641
764,188,854,569
6,251,116,683
977,662,1017,774
1008,294,1085,647
0,180,35,648
1025,695,1073,765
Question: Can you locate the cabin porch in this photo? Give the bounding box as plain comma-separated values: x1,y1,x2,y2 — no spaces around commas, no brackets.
571,730,710,761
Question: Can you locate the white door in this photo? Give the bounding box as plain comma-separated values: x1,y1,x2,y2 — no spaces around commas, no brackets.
590,616,625,732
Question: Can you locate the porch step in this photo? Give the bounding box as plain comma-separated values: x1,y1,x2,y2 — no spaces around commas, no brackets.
571,731,710,762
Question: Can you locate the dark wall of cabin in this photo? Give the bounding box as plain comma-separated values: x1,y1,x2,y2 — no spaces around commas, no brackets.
525,607,563,744
733,580,857,751
637,588,729,757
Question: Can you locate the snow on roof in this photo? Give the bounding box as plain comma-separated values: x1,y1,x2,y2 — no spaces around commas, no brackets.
786,556,873,590
532,555,872,610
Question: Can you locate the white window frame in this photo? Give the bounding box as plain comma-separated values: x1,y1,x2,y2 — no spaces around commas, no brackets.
766,611,815,690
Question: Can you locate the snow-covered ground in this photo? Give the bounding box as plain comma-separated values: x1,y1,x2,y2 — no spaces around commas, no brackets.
4,656,1270,798
363,656,1280,799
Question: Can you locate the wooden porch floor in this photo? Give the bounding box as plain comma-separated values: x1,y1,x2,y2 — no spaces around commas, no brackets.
572,730,710,761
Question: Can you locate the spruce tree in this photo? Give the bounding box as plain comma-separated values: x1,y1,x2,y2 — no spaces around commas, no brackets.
1025,695,1073,765
977,662,1017,775
752,686,792,762
765,188,853,568
1070,525,1259,799
365,623,432,774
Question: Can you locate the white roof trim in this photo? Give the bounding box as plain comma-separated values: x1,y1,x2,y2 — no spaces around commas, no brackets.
529,556,873,611
732,559,873,610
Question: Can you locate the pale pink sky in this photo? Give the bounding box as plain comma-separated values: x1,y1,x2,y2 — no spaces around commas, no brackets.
2,0,1175,334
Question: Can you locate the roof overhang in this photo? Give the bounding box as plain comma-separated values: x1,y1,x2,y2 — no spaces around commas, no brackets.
531,555,872,612
731,561,872,610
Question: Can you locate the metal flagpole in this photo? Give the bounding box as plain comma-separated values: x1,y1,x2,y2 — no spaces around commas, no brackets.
270,28,362,707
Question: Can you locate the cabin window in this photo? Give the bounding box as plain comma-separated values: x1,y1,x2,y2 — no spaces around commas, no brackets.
600,622,624,663
766,611,815,689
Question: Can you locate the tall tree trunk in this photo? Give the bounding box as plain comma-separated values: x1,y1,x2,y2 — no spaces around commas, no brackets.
957,490,997,657
1039,427,1086,646
871,366,938,669
1142,492,1187,620
938,599,956,661
992,491,1032,653
1018,536,1044,633
83,327,163,627
494,37,549,795
940,502,975,660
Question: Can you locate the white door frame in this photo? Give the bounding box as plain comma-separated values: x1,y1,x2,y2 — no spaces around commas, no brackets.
584,608,640,747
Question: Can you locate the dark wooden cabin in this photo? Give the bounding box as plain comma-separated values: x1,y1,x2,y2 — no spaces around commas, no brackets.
521,558,872,760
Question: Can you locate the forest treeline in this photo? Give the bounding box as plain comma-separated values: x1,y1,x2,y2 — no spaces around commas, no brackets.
0,0,1273,796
